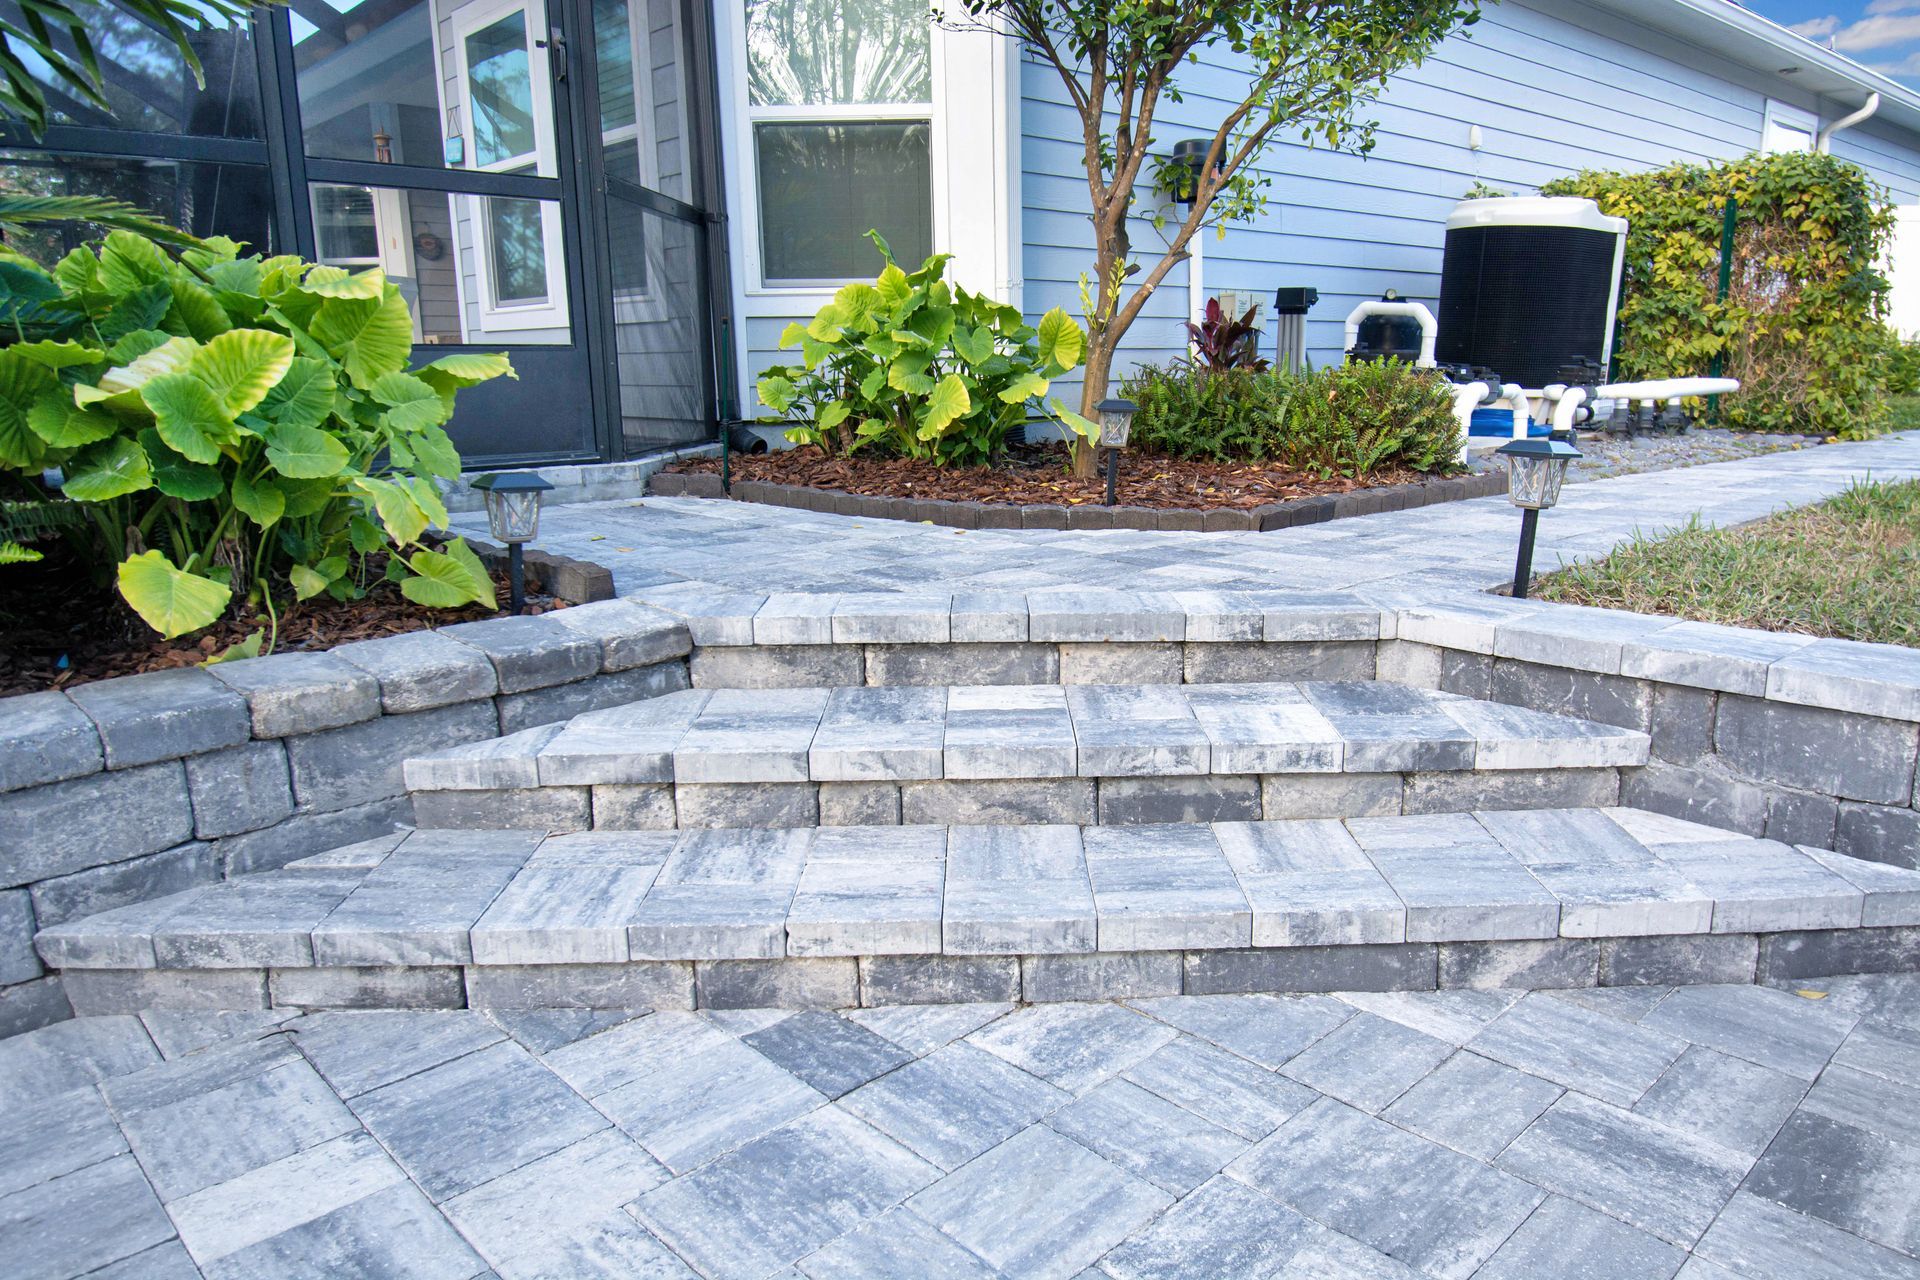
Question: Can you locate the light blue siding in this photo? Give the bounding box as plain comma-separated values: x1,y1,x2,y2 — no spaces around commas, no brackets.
1019,0,1920,388
726,0,1920,418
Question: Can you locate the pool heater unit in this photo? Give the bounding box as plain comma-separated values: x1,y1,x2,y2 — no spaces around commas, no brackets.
1343,195,1739,459
1435,196,1627,390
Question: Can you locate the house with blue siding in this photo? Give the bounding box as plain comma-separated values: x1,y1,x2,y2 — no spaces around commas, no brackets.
14,0,1920,463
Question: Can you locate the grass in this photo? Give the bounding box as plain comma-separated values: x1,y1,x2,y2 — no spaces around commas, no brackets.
1535,477,1920,648
1888,396,1920,433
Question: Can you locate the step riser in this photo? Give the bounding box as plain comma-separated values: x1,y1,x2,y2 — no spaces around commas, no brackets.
54,928,1920,1016
690,639,1382,690
409,768,1630,831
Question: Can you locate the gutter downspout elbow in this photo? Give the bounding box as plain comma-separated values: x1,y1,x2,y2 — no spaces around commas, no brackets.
1818,92,1880,154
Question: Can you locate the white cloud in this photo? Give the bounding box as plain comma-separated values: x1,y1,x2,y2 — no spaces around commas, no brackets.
1789,14,1841,37
1809,11,1920,50
1865,0,1920,16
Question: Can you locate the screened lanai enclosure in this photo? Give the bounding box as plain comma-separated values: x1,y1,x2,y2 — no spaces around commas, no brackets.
0,0,727,466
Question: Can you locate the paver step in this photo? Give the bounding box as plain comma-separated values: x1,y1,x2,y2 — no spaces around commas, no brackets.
36,809,1920,1014
400,682,1650,831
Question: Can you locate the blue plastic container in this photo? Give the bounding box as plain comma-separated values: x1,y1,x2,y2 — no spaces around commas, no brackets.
1467,408,1550,438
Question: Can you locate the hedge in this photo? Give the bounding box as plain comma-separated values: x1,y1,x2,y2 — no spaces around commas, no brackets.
1542,151,1894,439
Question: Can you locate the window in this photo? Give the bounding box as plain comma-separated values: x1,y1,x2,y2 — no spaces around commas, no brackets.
743,0,933,285
0,151,273,265
1762,100,1817,155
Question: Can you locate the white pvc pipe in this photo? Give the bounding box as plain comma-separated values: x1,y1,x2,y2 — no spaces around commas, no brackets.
1818,93,1880,155
1549,385,1587,435
1342,300,1438,367
1593,377,1739,400
1451,380,1491,464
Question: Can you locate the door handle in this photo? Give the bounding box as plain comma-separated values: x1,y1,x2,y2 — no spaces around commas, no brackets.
537,32,568,80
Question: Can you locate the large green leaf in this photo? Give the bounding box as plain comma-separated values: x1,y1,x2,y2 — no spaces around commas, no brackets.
264,423,350,479
9,340,102,371
0,355,58,468
400,537,496,609
167,279,232,342
1037,308,1085,371
141,430,226,500
997,370,1051,404
61,436,152,502
874,262,912,308
258,357,336,431
778,321,809,350
952,326,995,366
98,283,174,346
300,264,386,299
919,374,971,436
355,476,430,545
289,563,335,601
141,372,234,465
97,231,172,293
187,329,296,417
409,425,462,480
757,374,796,412
27,394,117,447
117,550,231,639
76,335,200,409
231,470,286,526
310,285,414,388
370,371,450,432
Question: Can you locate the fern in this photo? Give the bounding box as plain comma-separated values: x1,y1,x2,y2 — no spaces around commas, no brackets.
0,541,43,565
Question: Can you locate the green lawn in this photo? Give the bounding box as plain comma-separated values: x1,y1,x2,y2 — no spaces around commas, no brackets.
1535,478,1920,648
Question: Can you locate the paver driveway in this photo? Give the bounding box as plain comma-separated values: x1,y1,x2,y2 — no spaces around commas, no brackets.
4,976,1919,1278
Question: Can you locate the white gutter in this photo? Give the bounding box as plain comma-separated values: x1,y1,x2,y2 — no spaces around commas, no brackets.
1819,92,1881,154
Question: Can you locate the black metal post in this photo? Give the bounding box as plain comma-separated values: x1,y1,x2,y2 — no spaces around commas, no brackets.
509,543,527,615
1104,448,1119,506
1511,507,1540,599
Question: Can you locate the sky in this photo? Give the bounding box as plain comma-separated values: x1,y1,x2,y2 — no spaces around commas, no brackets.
1749,0,1920,88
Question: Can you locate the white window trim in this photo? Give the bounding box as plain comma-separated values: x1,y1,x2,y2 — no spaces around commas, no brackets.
716,0,1021,411
1762,99,1817,154
452,0,570,334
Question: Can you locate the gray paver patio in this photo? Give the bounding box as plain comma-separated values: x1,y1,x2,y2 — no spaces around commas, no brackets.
9,975,1920,1278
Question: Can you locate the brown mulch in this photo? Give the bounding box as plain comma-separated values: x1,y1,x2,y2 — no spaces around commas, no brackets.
671,441,1442,510
0,543,569,697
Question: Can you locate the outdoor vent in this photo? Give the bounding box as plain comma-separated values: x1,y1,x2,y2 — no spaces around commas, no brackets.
1435,196,1627,390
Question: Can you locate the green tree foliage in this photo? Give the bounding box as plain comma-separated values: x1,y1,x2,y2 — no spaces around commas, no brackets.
758,234,1085,467
0,0,278,137
1542,152,1894,438
0,232,512,638
958,0,1478,476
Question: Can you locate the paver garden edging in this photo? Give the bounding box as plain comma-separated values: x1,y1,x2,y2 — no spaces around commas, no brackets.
645,469,1511,531
0,599,694,1038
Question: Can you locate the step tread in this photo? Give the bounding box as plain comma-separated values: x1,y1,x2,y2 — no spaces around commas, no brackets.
38,809,1918,973
402,682,1650,791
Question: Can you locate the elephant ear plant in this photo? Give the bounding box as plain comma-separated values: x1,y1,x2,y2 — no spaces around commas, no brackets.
756,233,1086,467
0,229,514,641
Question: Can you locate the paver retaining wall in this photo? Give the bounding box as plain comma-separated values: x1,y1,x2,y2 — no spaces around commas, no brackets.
0,600,692,1037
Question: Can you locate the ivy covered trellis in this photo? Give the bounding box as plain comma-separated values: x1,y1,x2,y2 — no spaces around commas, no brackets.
1543,151,1895,439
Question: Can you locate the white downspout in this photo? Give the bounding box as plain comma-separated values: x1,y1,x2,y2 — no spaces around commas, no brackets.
1818,92,1880,154
1188,235,1205,354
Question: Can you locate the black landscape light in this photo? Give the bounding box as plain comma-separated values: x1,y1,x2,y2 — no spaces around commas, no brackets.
472,471,554,615
1097,397,1137,506
1495,437,1580,599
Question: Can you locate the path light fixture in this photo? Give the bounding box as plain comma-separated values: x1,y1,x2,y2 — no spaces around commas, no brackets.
1495,437,1580,599
472,471,553,615
1097,397,1137,506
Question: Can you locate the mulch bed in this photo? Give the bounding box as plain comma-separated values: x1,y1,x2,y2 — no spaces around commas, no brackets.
669,441,1437,510
1,541,568,697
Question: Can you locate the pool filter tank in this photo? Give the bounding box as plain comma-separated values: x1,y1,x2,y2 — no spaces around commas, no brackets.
1435,196,1628,391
